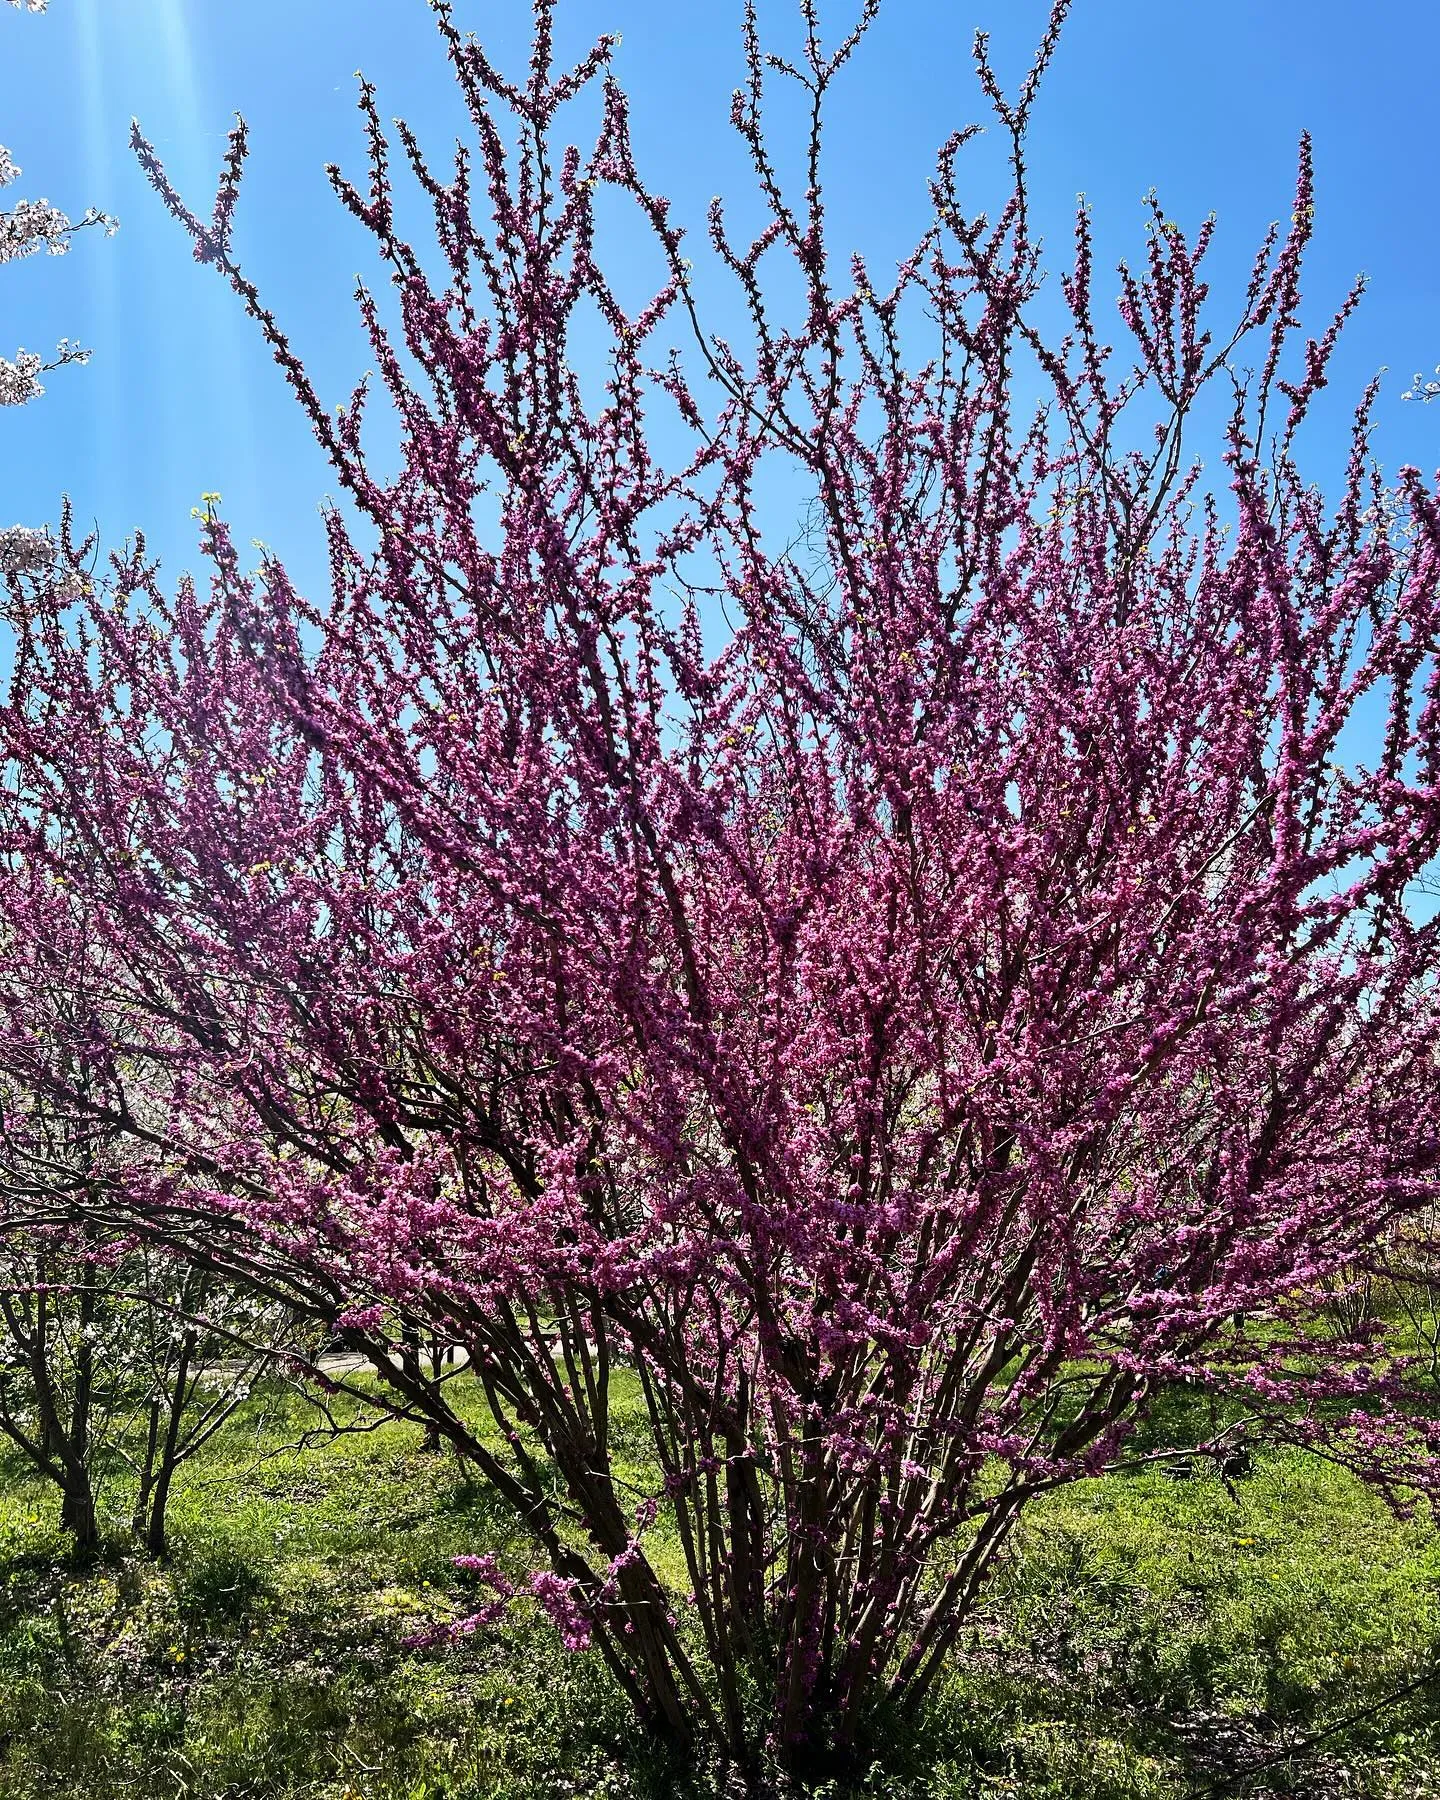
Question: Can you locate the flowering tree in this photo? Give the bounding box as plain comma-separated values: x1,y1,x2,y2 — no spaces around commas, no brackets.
0,0,115,574
0,973,295,1557
3,0,1440,1776
0,1175,288,1560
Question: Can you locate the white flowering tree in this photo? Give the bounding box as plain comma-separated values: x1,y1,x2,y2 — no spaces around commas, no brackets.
0,1217,289,1557
1,0,115,574
0,1068,312,1556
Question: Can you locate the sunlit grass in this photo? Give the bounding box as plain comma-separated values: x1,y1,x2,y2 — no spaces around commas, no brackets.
0,1373,1437,1797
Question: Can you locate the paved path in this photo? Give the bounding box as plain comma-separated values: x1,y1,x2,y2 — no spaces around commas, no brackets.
201,1346,472,1384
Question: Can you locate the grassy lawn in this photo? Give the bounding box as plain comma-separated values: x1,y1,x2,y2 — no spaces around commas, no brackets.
0,1375,1437,1799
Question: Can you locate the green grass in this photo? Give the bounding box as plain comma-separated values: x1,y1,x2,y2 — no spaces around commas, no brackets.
898,1454,1440,1798
0,1377,1437,1799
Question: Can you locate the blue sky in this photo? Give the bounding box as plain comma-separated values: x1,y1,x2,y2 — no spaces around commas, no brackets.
4,0,1440,601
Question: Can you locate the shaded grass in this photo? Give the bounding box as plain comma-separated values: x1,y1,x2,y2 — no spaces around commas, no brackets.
0,1375,1437,1797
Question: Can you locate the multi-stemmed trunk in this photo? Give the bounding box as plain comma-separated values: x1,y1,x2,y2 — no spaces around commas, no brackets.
130,1325,197,1558
22,1281,102,1560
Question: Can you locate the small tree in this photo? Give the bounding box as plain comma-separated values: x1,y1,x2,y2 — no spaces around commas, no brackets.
0,1082,296,1556
3,0,1440,1778
0,1240,297,1559
0,1223,109,1552
117,1245,284,1559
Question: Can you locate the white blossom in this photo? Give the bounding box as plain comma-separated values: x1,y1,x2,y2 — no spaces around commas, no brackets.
3,0,108,581
0,349,43,404
0,524,55,572
1403,364,1440,402
0,194,80,262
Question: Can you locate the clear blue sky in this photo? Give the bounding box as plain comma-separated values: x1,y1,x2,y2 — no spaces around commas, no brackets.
4,0,1440,600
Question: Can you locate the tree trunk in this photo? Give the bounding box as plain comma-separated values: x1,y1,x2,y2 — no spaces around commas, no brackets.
141,1328,196,1559
144,1462,175,1558
132,1394,162,1539
59,1463,99,1557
